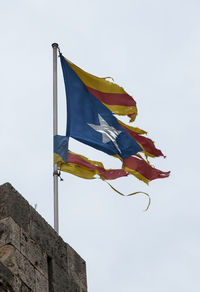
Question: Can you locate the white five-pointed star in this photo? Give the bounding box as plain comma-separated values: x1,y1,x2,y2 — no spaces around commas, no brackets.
88,114,122,153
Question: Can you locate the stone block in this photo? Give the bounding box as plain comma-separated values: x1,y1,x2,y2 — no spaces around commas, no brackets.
20,282,32,292
20,229,48,278
29,207,57,258
0,245,35,290
53,236,68,272
67,245,87,290
68,279,83,292
0,262,26,292
0,217,20,250
12,276,22,292
0,183,30,232
35,269,48,292
0,261,14,291
49,259,70,292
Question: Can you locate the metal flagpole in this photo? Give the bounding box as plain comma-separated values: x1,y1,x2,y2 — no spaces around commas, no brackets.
52,43,59,233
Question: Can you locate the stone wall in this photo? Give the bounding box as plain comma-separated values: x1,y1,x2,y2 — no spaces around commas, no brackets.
0,183,87,292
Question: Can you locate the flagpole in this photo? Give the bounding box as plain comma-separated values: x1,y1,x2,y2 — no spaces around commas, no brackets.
52,43,59,233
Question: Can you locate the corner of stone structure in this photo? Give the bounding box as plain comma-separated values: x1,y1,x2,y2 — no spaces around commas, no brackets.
0,182,87,292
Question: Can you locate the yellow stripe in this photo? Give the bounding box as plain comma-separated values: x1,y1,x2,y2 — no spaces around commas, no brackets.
54,153,63,165
68,150,104,168
117,119,147,134
60,163,98,179
54,153,99,179
144,151,156,158
66,58,128,94
105,104,137,116
122,165,149,185
129,114,137,122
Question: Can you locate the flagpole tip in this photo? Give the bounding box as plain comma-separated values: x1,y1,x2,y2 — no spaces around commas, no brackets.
52,43,59,48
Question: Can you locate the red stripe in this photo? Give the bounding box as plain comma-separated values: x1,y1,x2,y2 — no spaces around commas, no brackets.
120,124,165,157
123,155,170,181
68,152,128,179
86,86,136,106
128,113,137,122
100,169,128,180
68,153,103,171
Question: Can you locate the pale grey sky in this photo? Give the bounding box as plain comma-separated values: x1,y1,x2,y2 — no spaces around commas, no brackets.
1,0,200,291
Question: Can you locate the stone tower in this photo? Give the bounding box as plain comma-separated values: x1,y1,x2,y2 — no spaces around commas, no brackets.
0,183,87,292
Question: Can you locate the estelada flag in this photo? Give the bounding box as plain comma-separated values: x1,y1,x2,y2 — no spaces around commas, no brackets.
54,54,170,185
59,54,142,159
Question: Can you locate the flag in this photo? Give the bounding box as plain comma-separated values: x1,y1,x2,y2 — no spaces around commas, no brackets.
60,54,142,159
54,53,170,185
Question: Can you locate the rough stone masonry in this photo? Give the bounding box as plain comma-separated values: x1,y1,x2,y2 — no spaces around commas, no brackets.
0,183,87,292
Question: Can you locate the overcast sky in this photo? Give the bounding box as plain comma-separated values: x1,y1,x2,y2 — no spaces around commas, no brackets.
1,0,200,291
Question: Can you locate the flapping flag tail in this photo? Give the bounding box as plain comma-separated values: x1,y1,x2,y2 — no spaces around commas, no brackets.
54,144,170,185
118,120,165,159
54,147,152,210
54,149,128,180
123,154,170,185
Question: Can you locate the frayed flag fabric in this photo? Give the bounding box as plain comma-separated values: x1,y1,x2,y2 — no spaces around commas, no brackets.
54,53,170,188
54,147,128,180
54,135,128,180
54,136,169,184
118,120,165,158
122,154,170,184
